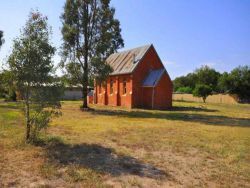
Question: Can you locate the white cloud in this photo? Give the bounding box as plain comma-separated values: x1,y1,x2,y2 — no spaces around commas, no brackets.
162,60,180,68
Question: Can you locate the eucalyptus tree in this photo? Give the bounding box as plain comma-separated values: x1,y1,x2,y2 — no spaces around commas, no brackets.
61,0,124,109
8,11,62,141
0,30,4,49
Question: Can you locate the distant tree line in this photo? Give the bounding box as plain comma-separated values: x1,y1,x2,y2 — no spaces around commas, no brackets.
173,65,250,102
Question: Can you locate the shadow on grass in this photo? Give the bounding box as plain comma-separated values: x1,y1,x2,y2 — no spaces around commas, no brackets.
0,102,23,110
170,106,218,112
90,108,250,127
169,106,218,112
38,137,167,179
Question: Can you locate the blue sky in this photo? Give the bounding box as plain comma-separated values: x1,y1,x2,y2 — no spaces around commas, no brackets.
0,0,249,79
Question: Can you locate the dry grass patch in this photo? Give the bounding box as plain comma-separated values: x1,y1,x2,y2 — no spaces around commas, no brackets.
0,100,250,187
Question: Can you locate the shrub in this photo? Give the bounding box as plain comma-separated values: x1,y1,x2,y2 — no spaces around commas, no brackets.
176,87,193,94
193,84,212,103
219,66,250,102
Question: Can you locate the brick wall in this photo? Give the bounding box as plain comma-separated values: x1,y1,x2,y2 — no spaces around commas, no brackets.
94,46,173,109
95,74,132,108
154,73,173,109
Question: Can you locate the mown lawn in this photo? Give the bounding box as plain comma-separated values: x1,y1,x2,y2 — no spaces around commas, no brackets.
0,100,249,187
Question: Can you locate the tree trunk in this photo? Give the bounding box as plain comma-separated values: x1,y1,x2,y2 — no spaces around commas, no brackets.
82,3,89,109
25,97,31,141
82,81,88,108
203,97,206,103
82,57,88,108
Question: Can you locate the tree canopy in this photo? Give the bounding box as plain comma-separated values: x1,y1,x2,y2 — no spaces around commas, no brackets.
61,0,124,108
195,65,221,91
219,66,250,102
193,84,212,103
0,30,4,49
173,73,197,91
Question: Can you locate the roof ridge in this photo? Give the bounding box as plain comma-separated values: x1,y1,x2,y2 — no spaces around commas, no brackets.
106,44,154,75
111,44,152,56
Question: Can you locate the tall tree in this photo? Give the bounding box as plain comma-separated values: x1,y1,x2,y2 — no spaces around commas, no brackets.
0,30,4,49
8,11,62,141
195,65,221,91
220,66,250,102
61,0,124,108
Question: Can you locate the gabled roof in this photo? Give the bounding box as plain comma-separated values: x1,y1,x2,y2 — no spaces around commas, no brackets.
106,44,152,75
142,69,165,87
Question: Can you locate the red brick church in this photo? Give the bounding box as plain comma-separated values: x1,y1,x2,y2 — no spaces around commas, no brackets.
93,44,173,109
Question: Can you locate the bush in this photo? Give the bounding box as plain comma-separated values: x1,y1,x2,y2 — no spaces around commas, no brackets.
8,90,17,101
4,90,17,101
193,84,212,103
219,66,250,102
176,87,193,94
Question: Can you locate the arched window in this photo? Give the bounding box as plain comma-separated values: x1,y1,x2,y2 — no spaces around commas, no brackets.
99,83,102,94
123,79,127,94
110,79,113,94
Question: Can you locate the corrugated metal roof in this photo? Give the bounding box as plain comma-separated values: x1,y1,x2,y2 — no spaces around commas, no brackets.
106,44,152,75
142,69,165,87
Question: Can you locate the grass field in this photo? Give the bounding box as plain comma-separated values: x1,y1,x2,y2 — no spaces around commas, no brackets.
0,100,250,187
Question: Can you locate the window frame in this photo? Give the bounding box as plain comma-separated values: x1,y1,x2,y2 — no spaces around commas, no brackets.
98,83,102,94
122,79,127,95
110,79,114,94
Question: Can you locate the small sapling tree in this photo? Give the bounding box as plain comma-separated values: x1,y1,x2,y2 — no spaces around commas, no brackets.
8,11,63,142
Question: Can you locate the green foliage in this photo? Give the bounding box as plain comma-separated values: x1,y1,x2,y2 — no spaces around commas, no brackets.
64,62,83,86
0,30,4,48
217,72,230,93
61,0,124,108
0,70,16,100
193,84,212,103
7,10,62,141
0,71,8,97
173,73,197,91
174,65,220,92
219,66,250,102
6,90,17,101
175,64,250,102
195,65,221,91
176,87,193,94
30,110,61,141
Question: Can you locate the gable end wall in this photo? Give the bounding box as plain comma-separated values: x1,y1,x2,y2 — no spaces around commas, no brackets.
132,46,172,108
